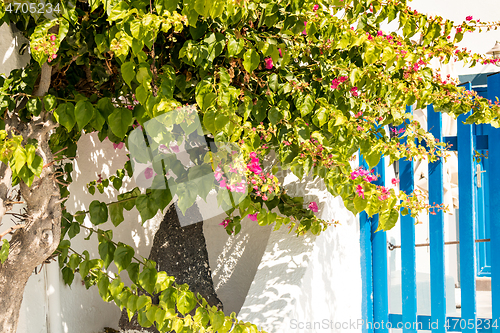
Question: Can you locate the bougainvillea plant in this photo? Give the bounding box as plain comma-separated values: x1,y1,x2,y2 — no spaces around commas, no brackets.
0,0,500,332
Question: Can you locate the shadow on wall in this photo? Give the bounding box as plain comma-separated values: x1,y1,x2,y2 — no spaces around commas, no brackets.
237,170,324,332
0,24,30,77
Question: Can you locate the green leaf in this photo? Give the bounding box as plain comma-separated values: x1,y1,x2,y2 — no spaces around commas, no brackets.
68,222,80,239
114,244,135,273
243,49,260,74
68,253,81,271
298,94,314,117
109,202,125,227
127,262,140,284
176,290,196,315
365,151,382,169
98,275,110,301
98,241,116,269
379,208,399,231
43,95,57,111
89,200,108,225
0,239,9,264
353,195,367,212
75,100,94,130
27,98,42,116
136,194,159,222
139,267,158,295
62,267,74,285
121,62,135,88
54,103,76,131
108,108,133,139
137,294,152,310
210,311,225,331
194,0,212,17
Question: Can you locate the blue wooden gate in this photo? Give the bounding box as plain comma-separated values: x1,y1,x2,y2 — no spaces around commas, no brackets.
360,72,500,332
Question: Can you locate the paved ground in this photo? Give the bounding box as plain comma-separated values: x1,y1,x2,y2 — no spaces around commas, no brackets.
451,288,492,319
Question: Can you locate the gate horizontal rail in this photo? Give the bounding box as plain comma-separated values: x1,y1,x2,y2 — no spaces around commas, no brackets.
388,239,491,251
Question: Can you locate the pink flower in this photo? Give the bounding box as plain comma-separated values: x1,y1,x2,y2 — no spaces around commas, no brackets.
355,185,365,199
262,195,268,201
249,152,257,158
303,21,307,35
52,54,57,59
313,4,319,11
248,213,258,221
391,178,400,185
457,27,462,33
247,157,262,174
308,201,319,212
265,57,273,70
220,178,227,188
357,125,363,131
279,48,282,57
50,35,56,41
144,167,154,179
351,87,359,97
377,30,383,37
235,182,246,193
219,219,230,228
214,167,223,181
466,16,473,21
113,142,124,149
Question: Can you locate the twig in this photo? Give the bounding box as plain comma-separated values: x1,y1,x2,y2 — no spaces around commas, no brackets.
0,224,26,239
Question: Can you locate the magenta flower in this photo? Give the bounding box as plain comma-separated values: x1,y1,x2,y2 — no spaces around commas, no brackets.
351,87,359,97
313,4,319,11
219,219,230,228
279,48,282,57
219,177,227,188
303,21,307,35
250,152,257,158
247,157,262,174
377,30,383,37
214,167,223,181
308,201,319,212
466,16,473,21
50,35,56,41
248,213,258,221
144,167,154,179
265,57,273,70
355,185,365,199
391,178,400,185
113,142,124,150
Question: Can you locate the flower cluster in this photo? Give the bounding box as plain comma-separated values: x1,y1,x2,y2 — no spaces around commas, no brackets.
330,76,348,90
350,167,378,182
246,152,280,201
265,58,273,70
32,34,58,63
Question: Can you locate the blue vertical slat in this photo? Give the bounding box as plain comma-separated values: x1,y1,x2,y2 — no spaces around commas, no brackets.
457,82,478,333
487,73,500,333
399,105,417,333
427,104,447,333
360,208,374,333
371,158,389,333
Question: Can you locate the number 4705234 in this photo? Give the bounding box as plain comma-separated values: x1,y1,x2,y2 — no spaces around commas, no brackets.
5,2,61,14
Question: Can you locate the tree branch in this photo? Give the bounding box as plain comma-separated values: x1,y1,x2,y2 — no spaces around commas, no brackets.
0,224,26,240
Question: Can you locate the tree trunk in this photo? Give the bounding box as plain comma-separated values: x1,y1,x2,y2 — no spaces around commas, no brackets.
0,62,61,333
119,203,223,332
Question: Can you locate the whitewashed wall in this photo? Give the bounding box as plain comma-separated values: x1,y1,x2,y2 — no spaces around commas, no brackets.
1,0,499,331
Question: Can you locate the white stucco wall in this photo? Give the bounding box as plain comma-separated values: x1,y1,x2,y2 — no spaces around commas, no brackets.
1,1,499,331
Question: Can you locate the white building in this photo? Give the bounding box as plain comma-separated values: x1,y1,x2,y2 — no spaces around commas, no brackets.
1,0,499,332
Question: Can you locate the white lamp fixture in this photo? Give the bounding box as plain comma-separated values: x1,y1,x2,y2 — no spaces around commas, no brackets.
486,41,500,67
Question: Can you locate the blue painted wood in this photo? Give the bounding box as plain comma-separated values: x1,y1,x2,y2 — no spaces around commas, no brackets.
427,104,446,333
487,72,500,333
457,82,478,333
360,209,374,333
399,105,417,333
371,158,389,333
389,314,497,332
